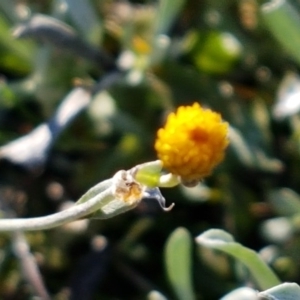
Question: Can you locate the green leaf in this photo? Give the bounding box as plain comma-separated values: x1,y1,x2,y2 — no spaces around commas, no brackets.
195,229,281,290
165,227,195,300
0,14,33,75
155,0,185,36
258,283,300,300
188,31,242,75
261,0,300,67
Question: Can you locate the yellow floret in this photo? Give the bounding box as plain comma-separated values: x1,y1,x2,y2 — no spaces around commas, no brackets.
155,103,229,183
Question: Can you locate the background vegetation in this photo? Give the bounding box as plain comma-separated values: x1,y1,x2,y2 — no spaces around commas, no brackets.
1,0,300,299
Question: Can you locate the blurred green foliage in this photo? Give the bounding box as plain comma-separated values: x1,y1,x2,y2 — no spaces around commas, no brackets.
2,0,300,299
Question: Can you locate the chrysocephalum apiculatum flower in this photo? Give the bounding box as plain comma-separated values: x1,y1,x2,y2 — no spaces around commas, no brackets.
155,103,229,186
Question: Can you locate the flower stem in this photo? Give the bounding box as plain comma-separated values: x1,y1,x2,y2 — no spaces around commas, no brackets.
0,184,114,232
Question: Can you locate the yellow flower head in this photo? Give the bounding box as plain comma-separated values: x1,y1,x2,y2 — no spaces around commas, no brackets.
155,103,229,184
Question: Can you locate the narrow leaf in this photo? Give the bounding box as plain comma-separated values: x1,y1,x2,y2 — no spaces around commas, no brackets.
258,282,300,300
155,0,185,36
261,0,300,66
196,229,280,290
165,227,195,300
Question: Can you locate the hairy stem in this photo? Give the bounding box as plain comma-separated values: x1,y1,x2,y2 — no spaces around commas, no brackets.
0,184,114,232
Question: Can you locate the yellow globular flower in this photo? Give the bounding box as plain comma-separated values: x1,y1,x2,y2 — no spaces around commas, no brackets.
155,103,229,184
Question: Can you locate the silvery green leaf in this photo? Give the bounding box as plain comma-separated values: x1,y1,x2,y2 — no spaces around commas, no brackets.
50,87,91,131
0,87,90,169
258,283,300,300
0,123,52,169
195,229,280,290
64,0,101,41
221,287,258,300
180,183,211,202
13,14,77,42
13,14,115,70
165,227,195,300
75,179,113,206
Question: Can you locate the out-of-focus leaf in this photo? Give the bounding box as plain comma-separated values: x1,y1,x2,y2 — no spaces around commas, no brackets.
155,0,185,36
187,31,242,74
149,0,185,66
65,0,102,43
262,0,300,67
220,287,257,300
262,189,300,243
251,98,272,144
180,183,213,203
49,87,91,131
229,126,284,173
164,227,195,300
87,91,116,137
268,188,300,216
148,290,168,300
0,87,91,169
229,126,255,167
0,123,53,169
13,14,115,71
0,80,18,108
13,14,75,48
0,0,19,22
273,72,300,120
0,13,33,75
195,229,280,290
259,246,280,266
252,149,284,173
258,282,300,300
261,217,293,244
